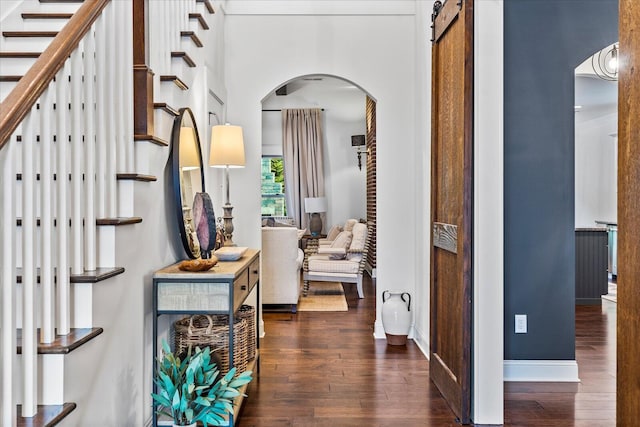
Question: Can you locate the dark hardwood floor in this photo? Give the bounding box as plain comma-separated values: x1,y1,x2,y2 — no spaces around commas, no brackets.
239,276,616,426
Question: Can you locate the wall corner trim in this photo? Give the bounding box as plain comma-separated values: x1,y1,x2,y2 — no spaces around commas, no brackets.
373,321,386,339
504,360,580,382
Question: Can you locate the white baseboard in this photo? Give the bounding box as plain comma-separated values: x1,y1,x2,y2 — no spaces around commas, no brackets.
504,359,580,382
373,320,385,339
412,325,430,360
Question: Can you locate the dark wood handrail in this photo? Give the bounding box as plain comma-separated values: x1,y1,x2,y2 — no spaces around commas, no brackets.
0,0,111,149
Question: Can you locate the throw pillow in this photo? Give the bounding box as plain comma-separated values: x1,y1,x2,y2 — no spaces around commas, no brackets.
326,224,342,241
349,223,367,251
329,231,352,259
343,219,358,232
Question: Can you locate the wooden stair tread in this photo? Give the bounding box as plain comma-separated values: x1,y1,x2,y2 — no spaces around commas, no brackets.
159,75,189,90
17,327,103,355
153,102,179,117
171,51,196,67
22,13,73,19
180,31,203,48
189,12,210,30
96,217,143,226
16,266,125,284
0,52,41,58
117,173,158,182
0,75,22,82
2,31,58,37
197,0,215,14
134,133,169,146
17,403,76,427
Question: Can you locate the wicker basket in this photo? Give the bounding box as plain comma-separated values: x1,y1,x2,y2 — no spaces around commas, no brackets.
237,305,256,360
173,314,248,376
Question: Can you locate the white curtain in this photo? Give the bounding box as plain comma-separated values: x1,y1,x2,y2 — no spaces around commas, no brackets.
282,108,325,231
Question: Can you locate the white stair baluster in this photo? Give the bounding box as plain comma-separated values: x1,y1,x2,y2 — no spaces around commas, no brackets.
56,64,71,335
21,111,38,417
95,13,107,219
56,63,71,336
70,48,84,275
40,87,55,344
105,4,117,218
1,134,17,427
83,28,97,271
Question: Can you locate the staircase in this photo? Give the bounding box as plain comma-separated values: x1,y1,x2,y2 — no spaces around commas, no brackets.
0,0,217,425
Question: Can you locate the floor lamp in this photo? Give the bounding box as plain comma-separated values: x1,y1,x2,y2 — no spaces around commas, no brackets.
209,124,245,247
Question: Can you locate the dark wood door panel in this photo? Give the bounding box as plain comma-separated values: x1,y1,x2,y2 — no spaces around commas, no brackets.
430,0,473,424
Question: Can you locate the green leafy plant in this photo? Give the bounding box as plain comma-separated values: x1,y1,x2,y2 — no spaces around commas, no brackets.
152,340,253,426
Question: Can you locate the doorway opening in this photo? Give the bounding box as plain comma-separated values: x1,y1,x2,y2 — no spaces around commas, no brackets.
574,43,619,303
259,74,377,312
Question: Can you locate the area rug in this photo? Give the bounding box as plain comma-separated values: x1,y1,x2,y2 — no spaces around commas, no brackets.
298,281,348,312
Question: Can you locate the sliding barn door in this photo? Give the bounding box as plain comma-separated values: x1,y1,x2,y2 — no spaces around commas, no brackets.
429,0,473,424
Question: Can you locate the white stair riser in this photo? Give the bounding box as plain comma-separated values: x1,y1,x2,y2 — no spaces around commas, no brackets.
117,180,135,218
0,59,36,75
14,354,64,405
14,283,93,330
15,223,116,269
0,38,54,53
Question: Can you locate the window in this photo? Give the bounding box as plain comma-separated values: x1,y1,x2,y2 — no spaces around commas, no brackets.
261,157,286,216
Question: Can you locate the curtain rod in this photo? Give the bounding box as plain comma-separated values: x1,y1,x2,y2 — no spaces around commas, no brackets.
261,108,325,112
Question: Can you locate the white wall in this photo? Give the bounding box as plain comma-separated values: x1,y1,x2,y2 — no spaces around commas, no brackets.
223,8,418,337
261,85,367,229
575,112,618,227
473,0,504,423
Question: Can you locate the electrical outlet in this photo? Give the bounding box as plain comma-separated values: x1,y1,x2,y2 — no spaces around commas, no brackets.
515,314,527,333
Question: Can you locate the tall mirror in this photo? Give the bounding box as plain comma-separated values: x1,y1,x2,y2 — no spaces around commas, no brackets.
171,107,206,258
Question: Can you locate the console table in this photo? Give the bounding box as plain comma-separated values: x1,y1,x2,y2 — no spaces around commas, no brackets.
151,249,260,427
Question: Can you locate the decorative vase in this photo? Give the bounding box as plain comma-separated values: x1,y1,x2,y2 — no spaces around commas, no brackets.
381,291,411,345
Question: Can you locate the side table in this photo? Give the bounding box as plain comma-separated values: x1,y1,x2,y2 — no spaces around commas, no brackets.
151,249,260,427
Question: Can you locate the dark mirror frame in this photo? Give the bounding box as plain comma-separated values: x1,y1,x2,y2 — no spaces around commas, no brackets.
171,107,206,259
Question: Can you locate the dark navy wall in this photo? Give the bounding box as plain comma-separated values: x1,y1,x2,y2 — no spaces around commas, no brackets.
504,0,618,360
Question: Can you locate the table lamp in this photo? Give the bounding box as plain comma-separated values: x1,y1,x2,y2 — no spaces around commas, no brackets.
304,197,327,236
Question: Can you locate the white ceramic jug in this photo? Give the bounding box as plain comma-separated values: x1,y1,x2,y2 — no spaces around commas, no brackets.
381,291,411,345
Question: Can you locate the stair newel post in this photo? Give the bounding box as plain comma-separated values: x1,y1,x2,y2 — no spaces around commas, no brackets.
70,48,84,275
83,27,97,272
40,87,55,344
21,111,38,417
1,136,17,427
56,64,71,336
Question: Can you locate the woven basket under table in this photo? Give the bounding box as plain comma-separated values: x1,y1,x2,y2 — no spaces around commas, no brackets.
174,314,248,376
237,305,256,360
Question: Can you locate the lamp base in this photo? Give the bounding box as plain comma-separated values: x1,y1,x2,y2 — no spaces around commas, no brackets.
222,204,236,247
309,212,323,236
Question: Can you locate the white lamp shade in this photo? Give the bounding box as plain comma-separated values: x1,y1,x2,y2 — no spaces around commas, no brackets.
179,127,200,170
304,197,328,213
209,124,245,168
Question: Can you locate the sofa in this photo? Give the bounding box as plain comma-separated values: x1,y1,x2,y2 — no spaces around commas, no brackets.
261,226,305,311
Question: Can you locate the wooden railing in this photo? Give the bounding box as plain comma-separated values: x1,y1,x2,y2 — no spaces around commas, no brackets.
0,0,134,423
0,0,110,149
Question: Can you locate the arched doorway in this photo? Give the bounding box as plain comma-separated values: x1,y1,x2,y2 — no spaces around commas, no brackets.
259,73,377,306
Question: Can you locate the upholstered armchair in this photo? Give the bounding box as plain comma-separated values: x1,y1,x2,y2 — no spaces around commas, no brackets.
261,227,305,311
303,222,370,299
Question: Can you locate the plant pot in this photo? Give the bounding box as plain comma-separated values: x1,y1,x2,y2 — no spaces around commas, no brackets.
173,423,196,427
381,291,411,345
